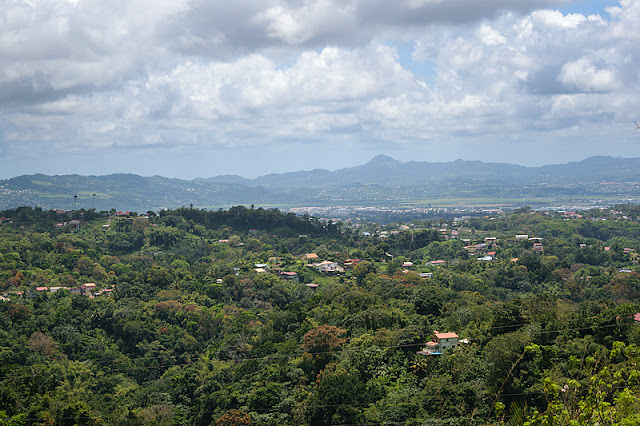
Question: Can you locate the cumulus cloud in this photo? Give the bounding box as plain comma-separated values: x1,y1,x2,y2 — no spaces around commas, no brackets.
560,57,621,92
1,0,640,177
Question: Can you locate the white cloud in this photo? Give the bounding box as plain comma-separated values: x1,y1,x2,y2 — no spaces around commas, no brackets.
531,9,587,28
560,57,621,92
2,0,640,178
478,24,507,45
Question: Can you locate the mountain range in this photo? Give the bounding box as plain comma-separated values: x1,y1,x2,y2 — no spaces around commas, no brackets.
198,155,640,187
2,155,640,212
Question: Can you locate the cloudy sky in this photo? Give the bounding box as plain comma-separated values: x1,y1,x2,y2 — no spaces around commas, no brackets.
1,0,639,179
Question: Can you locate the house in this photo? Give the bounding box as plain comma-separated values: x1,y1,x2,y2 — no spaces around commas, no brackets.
464,244,486,254
343,259,362,269
428,260,446,266
302,253,319,260
280,271,299,281
402,261,414,268
419,272,433,279
82,283,96,296
418,331,459,355
310,260,344,273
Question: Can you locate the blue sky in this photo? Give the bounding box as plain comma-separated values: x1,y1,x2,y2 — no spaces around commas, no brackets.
559,0,617,14
1,0,639,179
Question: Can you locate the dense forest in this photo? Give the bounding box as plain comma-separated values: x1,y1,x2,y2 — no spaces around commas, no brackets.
2,205,640,425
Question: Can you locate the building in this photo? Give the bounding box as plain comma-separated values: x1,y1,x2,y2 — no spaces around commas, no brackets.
309,260,344,273
418,331,459,355
343,259,362,269
280,271,299,281
81,283,97,295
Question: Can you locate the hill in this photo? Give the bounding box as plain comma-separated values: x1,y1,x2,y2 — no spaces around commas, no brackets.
2,155,640,211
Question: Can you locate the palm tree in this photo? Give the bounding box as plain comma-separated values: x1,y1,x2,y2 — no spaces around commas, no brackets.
92,194,96,209
74,195,78,210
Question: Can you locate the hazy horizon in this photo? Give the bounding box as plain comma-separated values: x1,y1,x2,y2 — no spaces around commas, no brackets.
1,153,635,181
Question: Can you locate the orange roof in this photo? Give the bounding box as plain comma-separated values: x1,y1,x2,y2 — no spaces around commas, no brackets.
435,332,458,339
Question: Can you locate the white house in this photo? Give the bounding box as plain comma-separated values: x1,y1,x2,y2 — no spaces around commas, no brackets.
312,260,344,273
418,331,459,355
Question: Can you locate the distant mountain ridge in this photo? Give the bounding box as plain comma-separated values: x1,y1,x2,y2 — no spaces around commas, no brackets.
2,155,640,211
199,155,640,187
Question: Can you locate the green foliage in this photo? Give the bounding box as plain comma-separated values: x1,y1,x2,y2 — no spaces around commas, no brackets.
3,206,640,425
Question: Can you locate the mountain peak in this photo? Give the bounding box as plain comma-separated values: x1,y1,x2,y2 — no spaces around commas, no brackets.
365,154,402,167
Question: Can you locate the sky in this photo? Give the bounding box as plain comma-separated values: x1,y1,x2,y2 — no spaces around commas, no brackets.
1,0,639,179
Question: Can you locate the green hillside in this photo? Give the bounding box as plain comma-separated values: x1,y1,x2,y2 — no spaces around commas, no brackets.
2,206,640,424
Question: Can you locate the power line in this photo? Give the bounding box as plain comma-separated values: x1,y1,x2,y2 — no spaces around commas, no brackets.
1,318,637,381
